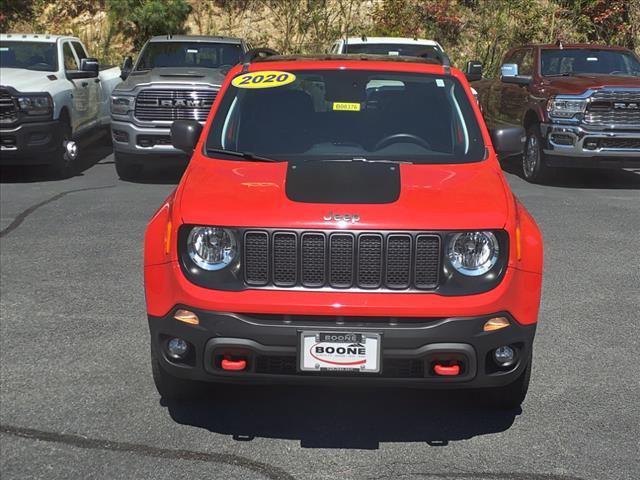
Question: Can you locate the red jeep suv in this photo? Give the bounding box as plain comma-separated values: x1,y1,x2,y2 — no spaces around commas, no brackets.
144,51,543,409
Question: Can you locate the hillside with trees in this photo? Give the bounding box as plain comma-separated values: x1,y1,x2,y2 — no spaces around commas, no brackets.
1,0,638,74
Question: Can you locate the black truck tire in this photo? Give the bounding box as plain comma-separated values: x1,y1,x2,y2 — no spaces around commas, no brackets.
48,116,77,179
115,152,143,181
522,124,553,184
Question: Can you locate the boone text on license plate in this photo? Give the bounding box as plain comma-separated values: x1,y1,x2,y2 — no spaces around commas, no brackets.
300,332,380,373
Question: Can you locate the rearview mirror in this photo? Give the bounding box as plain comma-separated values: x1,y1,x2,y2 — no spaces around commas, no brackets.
171,120,203,154
80,57,99,76
121,56,133,80
500,63,532,85
490,126,526,158
465,60,483,82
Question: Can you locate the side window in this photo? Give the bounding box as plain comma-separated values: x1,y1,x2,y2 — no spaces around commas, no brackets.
63,42,78,70
519,49,534,76
71,42,87,61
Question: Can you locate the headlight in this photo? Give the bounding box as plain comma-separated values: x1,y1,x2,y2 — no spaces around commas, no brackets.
547,96,587,119
111,95,135,115
17,94,52,115
187,226,238,271
448,231,499,276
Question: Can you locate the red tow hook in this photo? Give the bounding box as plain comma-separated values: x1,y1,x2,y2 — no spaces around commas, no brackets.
434,364,460,376
221,357,247,371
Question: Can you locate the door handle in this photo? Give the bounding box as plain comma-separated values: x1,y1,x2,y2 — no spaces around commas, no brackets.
81,81,89,87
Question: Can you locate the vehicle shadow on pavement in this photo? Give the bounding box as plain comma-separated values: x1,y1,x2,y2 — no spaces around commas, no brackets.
164,384,519,449
501,158,640,189
122,165,187,185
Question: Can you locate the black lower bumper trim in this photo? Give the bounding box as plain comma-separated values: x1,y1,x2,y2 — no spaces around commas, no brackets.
0,120,62,164
148,309,536,389
545,154,640,169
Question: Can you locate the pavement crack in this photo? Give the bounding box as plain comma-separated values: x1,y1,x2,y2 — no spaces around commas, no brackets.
0,424,295,480
0,185,114,239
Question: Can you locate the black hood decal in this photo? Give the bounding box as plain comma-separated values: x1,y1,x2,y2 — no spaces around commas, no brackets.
285,161,401,204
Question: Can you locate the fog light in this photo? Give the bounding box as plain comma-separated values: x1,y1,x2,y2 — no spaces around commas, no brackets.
173,309,199,325
493,345,515,367
483,316,510,332
167,337,189,359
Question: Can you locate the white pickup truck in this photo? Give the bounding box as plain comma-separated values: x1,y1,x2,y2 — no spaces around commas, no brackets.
0,34,121,177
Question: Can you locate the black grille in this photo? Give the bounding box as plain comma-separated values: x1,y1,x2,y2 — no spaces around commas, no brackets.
134,88,218,121
0,89,17,124
597,137,640,150
243,230,441,291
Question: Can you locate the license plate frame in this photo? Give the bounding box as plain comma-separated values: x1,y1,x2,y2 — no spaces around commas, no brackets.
299,331,381,373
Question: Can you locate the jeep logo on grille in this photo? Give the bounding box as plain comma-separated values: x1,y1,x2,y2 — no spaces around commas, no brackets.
613,102,639,110
324,212,360,223
158,98,204,108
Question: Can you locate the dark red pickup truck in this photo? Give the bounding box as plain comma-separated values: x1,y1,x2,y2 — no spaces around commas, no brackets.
472,43,640,183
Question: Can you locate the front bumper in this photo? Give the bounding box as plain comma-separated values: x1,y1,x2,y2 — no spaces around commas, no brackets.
541,123,640,166
111,119,183,156
149,309,535,388
0,120,62,165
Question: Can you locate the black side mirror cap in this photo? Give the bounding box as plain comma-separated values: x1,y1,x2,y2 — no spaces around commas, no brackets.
490,126,526,158
121,56,133,80
80,57,99,76
171,120,203,154
501,75,532,86
465,60,483,82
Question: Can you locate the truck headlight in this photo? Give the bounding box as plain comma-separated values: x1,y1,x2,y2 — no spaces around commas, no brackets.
447,231,499,276
111,95,135,115
547,96,587,119
17,94,53,116
187,226,238,271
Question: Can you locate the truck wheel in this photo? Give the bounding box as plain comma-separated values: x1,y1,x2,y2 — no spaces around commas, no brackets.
479,358,532,410
115,152,143,181
522,125,553,184
49,118,78,179
151,349,208,401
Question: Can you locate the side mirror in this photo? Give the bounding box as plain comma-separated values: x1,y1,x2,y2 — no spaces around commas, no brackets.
80,57,99,77
121,56,133,80
500,63,532,85
465,60,483,82
171,120,203,154
490,126,526,158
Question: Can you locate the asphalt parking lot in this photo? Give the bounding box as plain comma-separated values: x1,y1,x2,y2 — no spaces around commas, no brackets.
1,146,639,480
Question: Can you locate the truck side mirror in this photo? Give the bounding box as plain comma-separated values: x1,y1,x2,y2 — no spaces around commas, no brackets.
500,63,532,85
490,126,526,158
80,57,99,77
171,120,203,154
121,56,133,80
465,60,483,82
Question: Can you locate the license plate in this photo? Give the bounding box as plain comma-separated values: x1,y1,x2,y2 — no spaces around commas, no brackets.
299,331,381,373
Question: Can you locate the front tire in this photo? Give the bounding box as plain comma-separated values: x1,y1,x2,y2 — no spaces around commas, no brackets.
115,152,143,181
48,117,77,179
523,125,553,184
151,349,208,401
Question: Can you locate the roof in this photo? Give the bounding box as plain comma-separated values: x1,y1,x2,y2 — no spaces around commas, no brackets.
254,54,444,66
522,43,631,51
340,37,440,47
0,33,70,43
149,35,243,44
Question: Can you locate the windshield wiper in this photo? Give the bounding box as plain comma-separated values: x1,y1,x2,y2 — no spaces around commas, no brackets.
206,148,282,162
316,157,413,165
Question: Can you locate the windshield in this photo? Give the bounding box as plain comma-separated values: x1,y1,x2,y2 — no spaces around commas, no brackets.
0,41,58,71
135,42,242,70
207,69,485,164
541,49,640,76
344,43,441,59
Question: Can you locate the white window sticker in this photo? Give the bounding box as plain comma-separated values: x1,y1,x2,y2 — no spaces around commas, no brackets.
187,49,199,54
586,57,598,62
388,51,399,56
436,79,445,87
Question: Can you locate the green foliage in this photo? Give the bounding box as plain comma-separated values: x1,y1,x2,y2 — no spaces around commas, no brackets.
106,0,192,49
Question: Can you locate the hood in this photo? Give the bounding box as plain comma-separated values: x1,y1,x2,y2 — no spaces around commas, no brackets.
179,158,510,231
543,74,640,95
0,68,56,92
116,67,227,92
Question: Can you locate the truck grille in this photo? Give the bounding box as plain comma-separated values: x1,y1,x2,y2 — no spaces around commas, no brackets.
585,89,640,126
134,88,218,122
0,89,18,124
243,230,441,291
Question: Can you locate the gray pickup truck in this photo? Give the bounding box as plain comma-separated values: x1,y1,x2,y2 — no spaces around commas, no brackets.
110,35,248,179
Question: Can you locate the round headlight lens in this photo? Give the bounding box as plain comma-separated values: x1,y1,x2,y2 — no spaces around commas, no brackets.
448,231,499,276
187,227,237,271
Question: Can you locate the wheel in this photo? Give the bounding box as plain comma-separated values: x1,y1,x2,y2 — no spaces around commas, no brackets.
151,348,208,401
115,152,143,181
48,117,78,179
522,124,553,184
479,358,532,410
